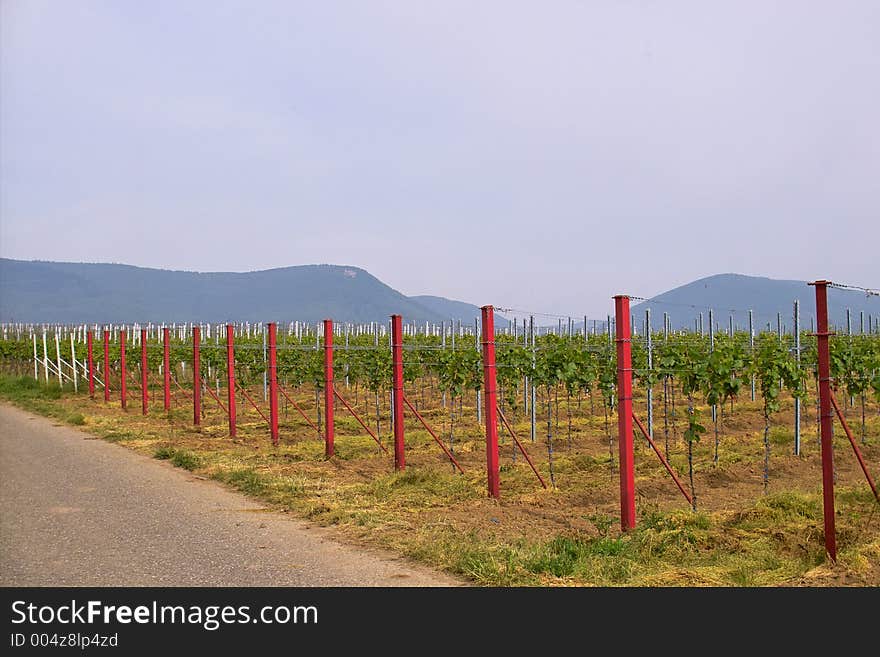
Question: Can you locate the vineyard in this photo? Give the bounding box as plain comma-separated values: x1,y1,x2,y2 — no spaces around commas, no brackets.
1,284,878,585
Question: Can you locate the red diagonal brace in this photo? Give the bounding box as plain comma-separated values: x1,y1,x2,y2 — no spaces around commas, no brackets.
237,382,271,426
278,384,323,439
402,394,464,474
830,393,879,505
123,369,141,400
633,413,693,506
497,406,547,489
135,369,181,403
333,387,389,454
172,375,193,399
204,382,228,414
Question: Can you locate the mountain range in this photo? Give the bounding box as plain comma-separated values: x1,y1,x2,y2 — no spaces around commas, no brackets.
631,273,879,333
0,259,877,332
0,259,493,325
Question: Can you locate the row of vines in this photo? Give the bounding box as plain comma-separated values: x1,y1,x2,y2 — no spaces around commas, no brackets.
2,327,878,505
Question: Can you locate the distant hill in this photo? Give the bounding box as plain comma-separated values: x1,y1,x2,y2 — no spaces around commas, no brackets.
632,273,879,333
0,259,497,325
409,295,491,328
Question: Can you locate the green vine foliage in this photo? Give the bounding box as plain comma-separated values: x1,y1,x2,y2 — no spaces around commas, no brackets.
435,348,481,399
594,345,616,409
6,326,879,414
831,335,880,401
496,345,533,409
704,335,745,407
753,334,804,416
673,337,710,444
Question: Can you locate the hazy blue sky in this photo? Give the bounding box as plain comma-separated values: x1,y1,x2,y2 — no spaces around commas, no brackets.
2,1,877,318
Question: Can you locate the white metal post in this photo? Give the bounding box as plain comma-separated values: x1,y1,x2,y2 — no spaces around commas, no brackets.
54,332,62,386
70,333,78,393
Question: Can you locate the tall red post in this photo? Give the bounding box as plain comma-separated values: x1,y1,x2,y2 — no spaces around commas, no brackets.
163,327,170,411
481,306,500,499
192,326,201,426
391,315,406,470
811,280,837,561
268,322,279,446
226,324,237,438
87,330,95,399
614,295,636,531
120,328,127,409
323,319,335,458
141,328,148,415
103,328,110,402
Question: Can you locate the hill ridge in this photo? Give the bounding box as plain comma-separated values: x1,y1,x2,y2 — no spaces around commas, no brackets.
632,273,878,332
0,258,494,324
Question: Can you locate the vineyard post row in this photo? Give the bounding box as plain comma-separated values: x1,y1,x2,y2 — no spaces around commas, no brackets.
16,287,877,562
79,309,508,499
76,298,690,523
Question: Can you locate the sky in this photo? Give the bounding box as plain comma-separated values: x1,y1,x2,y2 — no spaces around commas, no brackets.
2,1,878,320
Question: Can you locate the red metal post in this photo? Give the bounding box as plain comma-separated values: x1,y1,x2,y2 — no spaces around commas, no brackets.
268,322,279,445
323,319,335,457
87,330,95,399
103,328,110,402
481,306,500,499
120,328,127,409
226,324,237,438
192,325,201,426
614,295,636,531
811,280,837,561
391,315,405,470
141,328,148,415
163,327,170,411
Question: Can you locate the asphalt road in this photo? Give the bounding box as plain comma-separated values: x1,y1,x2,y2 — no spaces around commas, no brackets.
0,403,460,586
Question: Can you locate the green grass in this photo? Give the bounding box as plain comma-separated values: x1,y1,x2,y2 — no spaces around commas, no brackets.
66,412,86,426
365,468,477,507
769,426,794,447
0,375,77,422
0,375,62,399
101,430,139,442
153,447,201,471
210,468,305,503
211,467,271,496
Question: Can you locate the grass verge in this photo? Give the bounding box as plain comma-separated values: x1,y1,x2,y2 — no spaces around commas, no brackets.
2,373,878,586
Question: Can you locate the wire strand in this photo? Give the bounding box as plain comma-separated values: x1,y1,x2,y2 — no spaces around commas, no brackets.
829,282,880,297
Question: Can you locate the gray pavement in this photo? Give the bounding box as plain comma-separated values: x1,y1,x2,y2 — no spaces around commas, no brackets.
0,403,461,586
